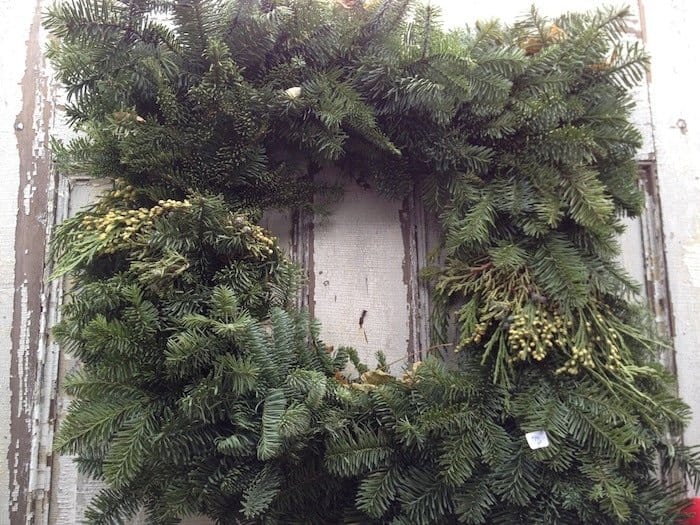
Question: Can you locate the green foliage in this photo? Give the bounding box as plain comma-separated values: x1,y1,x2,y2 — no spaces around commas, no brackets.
46,1,700,523
53,194,362,523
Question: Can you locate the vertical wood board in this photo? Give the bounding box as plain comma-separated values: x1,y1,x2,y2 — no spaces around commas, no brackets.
2,0,60,522
311,172,412,373
643,0,700,465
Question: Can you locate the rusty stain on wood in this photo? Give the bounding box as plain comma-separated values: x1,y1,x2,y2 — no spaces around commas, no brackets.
9,0,55,522
358,309,367,328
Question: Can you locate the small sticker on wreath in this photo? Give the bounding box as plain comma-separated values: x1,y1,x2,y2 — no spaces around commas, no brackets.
525,430,550,450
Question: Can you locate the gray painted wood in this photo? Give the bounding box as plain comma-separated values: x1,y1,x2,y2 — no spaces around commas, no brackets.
311,171,411,373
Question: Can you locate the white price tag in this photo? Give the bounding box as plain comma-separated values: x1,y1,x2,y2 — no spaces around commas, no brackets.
525,430,550,450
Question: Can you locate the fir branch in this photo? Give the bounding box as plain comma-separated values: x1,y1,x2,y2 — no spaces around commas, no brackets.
257,388,287,460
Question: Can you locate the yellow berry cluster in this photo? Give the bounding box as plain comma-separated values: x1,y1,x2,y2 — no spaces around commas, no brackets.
604,333,623,371
470,321,489,344
235,218,276,257
507,310,568,363
109,184,137,201
250,225,275,256
556,344,594,375
587,312,624,371
555,313,625,375
79,198,191,253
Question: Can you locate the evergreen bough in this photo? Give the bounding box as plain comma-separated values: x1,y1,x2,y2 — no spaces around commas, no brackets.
46,0,700,523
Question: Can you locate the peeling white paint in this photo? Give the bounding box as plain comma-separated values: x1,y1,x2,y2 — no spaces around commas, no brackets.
18,281,30,414
0,0,42,520
23,182,33,216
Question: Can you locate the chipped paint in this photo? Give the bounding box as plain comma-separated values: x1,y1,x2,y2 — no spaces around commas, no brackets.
639,164,677,342
0,0,40,519
29,174,69,525
7,0,54,525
